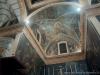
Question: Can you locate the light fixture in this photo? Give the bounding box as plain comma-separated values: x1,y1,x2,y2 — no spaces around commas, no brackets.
25,19,30,25
42,27,46,30
77,8,81,12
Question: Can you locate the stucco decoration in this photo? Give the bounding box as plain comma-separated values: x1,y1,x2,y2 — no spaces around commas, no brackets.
26,2,82,56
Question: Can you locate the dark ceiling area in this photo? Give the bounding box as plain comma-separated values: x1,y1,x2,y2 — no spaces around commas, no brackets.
91,0,100,4
96,15,100,22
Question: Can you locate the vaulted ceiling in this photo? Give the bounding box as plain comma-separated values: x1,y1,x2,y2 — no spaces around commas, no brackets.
26,3,81,56
0,0,100,66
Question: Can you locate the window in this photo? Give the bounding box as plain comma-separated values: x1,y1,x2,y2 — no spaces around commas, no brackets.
58,41,68,54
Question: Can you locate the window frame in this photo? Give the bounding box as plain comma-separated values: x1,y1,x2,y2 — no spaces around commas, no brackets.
58,41,69,55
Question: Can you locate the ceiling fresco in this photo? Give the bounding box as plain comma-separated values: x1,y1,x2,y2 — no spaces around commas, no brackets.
0,37,14,57
15,34,44,71
26,3,82,56
0,0,18,27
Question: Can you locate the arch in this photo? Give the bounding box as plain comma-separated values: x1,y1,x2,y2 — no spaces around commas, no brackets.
25,2,82,21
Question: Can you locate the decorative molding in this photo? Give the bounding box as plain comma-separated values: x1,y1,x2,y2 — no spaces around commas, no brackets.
0,24,23,37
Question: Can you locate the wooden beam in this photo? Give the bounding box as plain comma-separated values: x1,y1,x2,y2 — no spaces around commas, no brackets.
0,24,23,37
